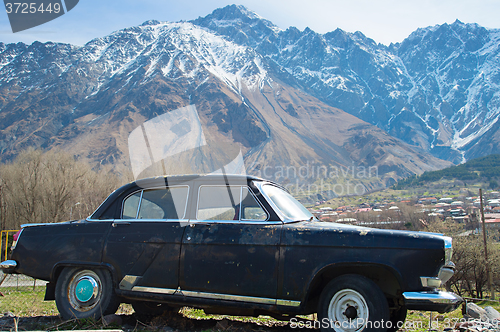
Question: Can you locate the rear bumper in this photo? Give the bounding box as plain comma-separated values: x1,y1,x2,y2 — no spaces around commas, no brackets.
403,290,463,313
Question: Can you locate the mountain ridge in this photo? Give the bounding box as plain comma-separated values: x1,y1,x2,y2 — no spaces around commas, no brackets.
192,6,500,163
2,5,497,192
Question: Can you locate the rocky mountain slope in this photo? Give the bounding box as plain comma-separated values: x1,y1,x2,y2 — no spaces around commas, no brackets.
2,5,485,192
193,5,500,164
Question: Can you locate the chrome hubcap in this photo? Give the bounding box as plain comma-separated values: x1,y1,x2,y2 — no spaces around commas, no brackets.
68,270,102,312
75,276,98,302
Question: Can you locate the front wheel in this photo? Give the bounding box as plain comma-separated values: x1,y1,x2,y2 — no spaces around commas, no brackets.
317,274,390,332
55,267,120,320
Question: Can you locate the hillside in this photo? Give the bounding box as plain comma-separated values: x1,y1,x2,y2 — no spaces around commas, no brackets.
393,154,500,189
193,7,500,164
0,11,451,191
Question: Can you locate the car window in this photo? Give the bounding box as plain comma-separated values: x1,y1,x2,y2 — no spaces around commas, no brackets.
197,186,267,221
241,187,267,221
261,184,313,221
122,192,141,219
197,185,241,220
122,186,188,220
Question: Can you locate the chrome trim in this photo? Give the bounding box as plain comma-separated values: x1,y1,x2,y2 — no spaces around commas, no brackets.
131,286,177,295
20,223,48,228
444,236,452,249
182,290,276,305
112,219,189,224
86,218,114,222
277,299,301,307
119,275,142,290
438,262,455,284
0,260,17,269
187,220,283,226
127,285,301,307
403,291,462,304
420,276,441,288
444,236,453,263
135,190,144,219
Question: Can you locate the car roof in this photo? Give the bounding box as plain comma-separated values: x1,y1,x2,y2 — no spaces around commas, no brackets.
134,174,265,187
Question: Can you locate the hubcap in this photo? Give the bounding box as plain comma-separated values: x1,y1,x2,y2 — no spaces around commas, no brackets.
75,276,98,302
328,289,369,332
68,270,102,312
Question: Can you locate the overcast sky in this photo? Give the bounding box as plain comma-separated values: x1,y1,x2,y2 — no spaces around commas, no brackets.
1,0,499,46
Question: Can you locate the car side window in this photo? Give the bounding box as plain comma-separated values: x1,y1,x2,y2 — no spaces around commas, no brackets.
122,192,141,219
122,186,189,220
197,186,241,220
241,187,267,221
197,186,267,221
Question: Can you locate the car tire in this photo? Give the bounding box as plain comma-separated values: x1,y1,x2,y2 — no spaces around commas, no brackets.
132,301,179,317
317,274,390,332
55,267,120,320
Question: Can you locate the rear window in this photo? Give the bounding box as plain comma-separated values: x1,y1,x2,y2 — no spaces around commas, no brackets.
122,186,189,220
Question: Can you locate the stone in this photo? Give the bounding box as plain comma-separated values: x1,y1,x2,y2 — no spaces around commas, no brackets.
467,303,488,321
484,306,500,321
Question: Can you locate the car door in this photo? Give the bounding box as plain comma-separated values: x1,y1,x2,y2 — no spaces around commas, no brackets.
180,183,282,303
102,185,189,294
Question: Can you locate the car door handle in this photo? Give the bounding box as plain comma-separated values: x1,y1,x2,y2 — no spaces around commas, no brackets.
112,221,131,227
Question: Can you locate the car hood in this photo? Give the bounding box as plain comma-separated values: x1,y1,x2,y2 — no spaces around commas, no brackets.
283,220,446,250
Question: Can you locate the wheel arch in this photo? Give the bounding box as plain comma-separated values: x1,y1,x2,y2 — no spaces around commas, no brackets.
302,263,404,312
45,261,118,301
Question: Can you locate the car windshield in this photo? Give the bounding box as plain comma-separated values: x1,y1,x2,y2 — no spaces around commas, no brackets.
261,184,314,221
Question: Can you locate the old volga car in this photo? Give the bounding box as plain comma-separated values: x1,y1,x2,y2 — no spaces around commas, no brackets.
1,175,461,331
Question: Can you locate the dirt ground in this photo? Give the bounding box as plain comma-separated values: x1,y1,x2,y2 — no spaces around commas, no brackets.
0,310,314,331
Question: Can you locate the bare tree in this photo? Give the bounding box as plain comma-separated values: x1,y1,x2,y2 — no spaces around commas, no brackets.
0,148,122,229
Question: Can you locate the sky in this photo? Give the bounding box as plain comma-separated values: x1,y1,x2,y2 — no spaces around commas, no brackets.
1,0,499,46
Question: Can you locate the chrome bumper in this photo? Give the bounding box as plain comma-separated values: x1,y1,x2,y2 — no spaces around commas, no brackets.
0,260,17,273
403,291,463,313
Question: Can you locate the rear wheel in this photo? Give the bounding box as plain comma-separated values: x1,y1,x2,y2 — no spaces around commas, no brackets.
317,274,390,332
55,267,119,320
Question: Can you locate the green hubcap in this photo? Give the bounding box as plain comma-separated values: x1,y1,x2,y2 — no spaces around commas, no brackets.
75,277,97,302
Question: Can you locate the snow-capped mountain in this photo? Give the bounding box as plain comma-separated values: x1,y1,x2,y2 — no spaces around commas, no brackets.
4,4,496,190
194,6,500,164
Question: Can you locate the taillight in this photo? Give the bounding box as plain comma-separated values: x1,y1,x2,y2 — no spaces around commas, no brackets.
11,229,23,250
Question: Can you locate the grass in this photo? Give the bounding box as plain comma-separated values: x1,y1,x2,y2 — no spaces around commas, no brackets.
1,288,498,332
2,283,500,331
0,286,58,316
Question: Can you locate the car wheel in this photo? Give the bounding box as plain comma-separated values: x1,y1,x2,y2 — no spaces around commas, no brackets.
55,267,119,320
132,301,179,317
317,274,390,332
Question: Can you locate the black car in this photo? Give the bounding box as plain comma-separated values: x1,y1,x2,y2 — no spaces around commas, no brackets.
1,174,461,331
